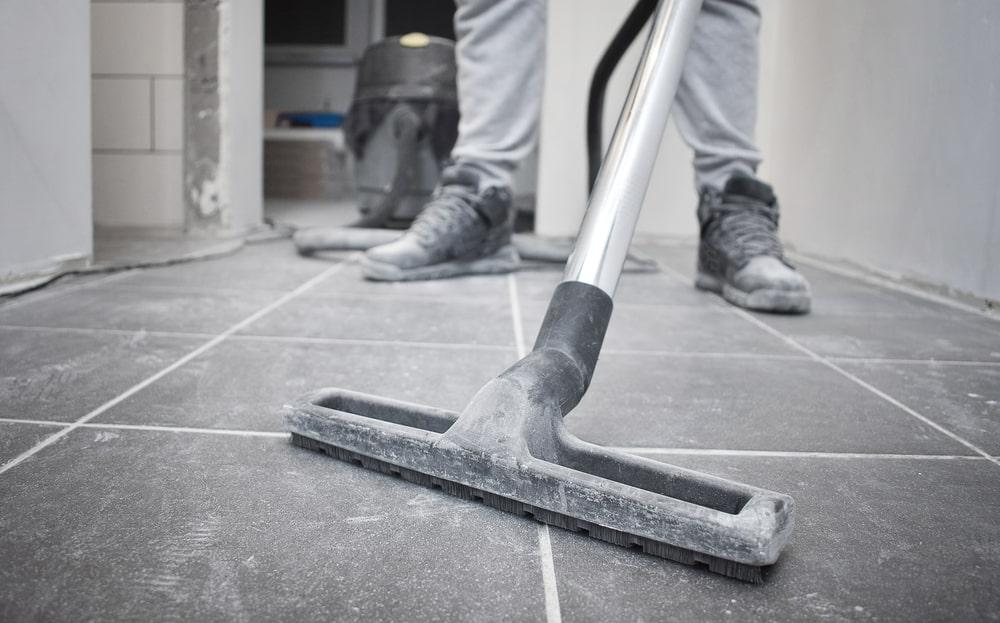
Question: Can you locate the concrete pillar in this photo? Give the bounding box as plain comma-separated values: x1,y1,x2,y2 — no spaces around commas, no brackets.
184,0,263,236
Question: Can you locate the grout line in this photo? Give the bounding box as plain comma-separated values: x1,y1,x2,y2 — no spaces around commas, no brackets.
0,418,69,429
0,323,518,353
508,273,561,623
0,418,286,439
5,319,997,368
728,309,1000,468
600,299,723,311
0,261,349,476
0,270,137,312
604,350,1000,366
781,309,958,320
0,325,216,340
303,288,513,306
229,334,516,353
610,447,989,460
3,417,988,460
515,289,724,311
536,523,563,623
826,356,1000,368
303,275,712,309
599,349,808,361
91,279,528,306
94,282,295,296
508,274,528,359
658,264,1000,469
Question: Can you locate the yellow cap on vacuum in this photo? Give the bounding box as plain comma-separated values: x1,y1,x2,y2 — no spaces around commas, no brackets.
399,32,431,48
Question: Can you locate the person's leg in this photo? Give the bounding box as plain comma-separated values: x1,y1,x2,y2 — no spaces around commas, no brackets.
673,0,762,192
451,0,546,190
363,0,546,281
674,0,810,313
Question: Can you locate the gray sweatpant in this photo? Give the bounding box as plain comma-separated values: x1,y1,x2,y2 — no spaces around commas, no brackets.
450,0,763,192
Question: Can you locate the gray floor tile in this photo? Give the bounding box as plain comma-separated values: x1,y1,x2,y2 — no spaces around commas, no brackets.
106,241,330,292
0,429,547,622
97,339,517,431
547,455,1000,622
0,287,277,334
0,327,204,422
796,266,965,317
307,260,511,301
568,354,971,454
521,301,798,355
6,230,999,622
514,268,720,307
242,295,517,347
634,240,697,275
837,361,1000,454
758,311,1000,362
0,421,58,464
949,310,1000,339
636,241,976,320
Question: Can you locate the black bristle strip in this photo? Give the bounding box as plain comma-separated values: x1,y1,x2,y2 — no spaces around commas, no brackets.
291,434,765,584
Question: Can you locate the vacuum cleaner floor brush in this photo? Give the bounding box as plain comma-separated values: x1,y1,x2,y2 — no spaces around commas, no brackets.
285,0,793,583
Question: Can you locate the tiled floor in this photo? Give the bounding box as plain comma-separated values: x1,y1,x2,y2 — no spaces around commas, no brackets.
2,237,999,621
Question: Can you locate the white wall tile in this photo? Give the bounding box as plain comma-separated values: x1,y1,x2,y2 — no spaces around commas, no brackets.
92,78,151,150
153,77,183,150
91,2,184,75
92,153,184,228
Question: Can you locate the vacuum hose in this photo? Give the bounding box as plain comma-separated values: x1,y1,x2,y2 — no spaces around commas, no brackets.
586,0,659,194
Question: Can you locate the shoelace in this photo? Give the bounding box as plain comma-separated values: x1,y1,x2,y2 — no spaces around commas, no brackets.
710,202,783,261
410,184,482,246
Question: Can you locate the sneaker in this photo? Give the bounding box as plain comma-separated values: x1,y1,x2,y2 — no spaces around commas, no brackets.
695,175,811,313
361,165,520,281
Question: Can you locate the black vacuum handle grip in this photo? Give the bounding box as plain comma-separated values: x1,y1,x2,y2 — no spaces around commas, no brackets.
533,281,613,395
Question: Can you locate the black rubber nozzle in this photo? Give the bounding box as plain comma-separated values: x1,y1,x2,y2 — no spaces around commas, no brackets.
528,281,614,413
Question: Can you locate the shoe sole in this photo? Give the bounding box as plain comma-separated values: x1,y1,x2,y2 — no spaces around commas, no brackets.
362,245,521,282
695,272,811,314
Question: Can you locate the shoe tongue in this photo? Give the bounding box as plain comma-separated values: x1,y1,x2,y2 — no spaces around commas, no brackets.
439,166,480,192
724,175,775,204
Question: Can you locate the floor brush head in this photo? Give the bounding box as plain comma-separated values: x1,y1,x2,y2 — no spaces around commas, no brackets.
291,432,767,583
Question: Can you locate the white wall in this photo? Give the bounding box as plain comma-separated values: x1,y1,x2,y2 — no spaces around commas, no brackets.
757,0,1000,302
0,0,92,287
536,0,698,239
538,0,999,302
91,0,185,230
